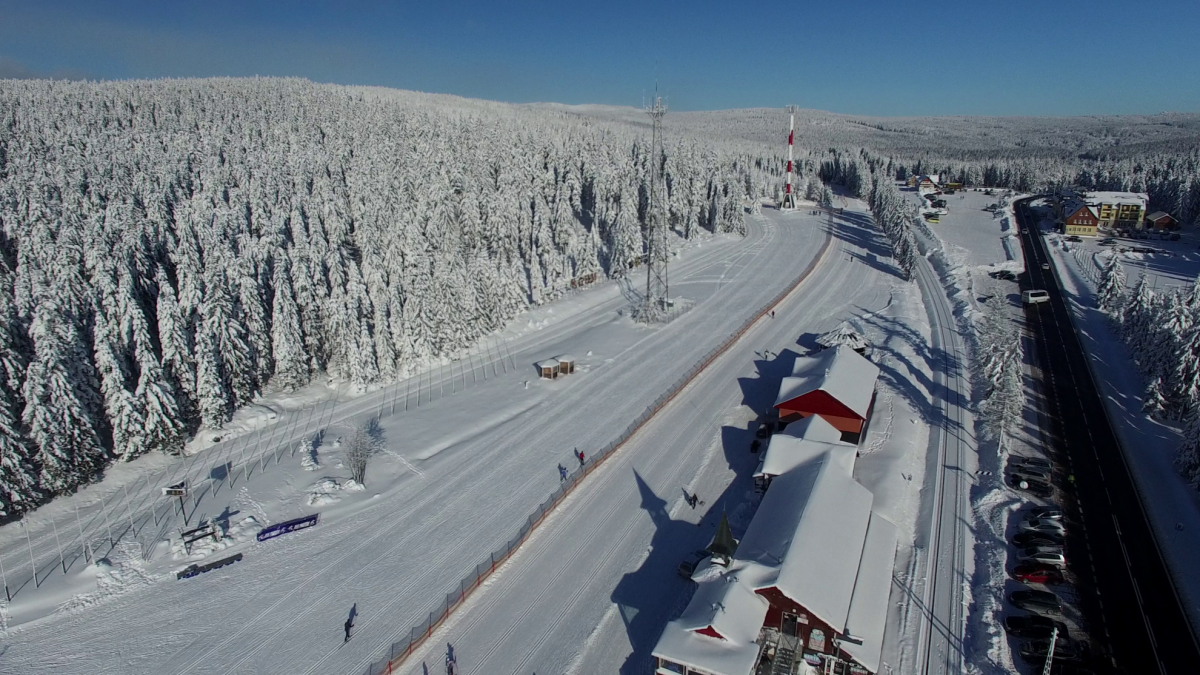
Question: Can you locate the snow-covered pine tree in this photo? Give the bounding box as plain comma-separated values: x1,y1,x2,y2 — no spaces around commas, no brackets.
1177,411,1200,490
1095,253,1127,319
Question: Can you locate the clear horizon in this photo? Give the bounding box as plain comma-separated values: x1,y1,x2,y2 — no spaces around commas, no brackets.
1,0,1197,117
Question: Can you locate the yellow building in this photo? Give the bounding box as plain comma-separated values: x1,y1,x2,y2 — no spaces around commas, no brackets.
1085,192,1148,229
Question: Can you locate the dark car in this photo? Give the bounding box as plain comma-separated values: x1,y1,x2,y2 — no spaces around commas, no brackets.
677,550,709,579
755,423,772,439
1013,563,1065,585
1020,638,1082,664
989,269,1017,281
1013,531,1064,549
1011,455,1053,471
1009,474,1053,496
1010,588,1063,613
750,439,761,453
1064,235,1082,242
1027,506,1063,521
1004,614,1068,639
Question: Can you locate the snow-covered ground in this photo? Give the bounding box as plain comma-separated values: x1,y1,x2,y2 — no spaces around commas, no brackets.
0,207,900,675
1044,228,1200,634
390,201,937,675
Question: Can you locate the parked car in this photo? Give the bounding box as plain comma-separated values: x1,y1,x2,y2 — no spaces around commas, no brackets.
1170,233,1181,241
1064,235,1082,242
1020,638,1083,664
755,423,772,439
1099,238,1117,246
989,269,1017,281
1021,518,1066,535
1009,588,1063,613
750,439,761,453
677,550,710,579
1010,465,1053,483
1011,456,1054,472
1013,531,1064,548
1027,506,1063,520
1009,474,1053,497
1013,563,1065,585
1004,614,1068,638
1020,550,1067,568
1023,544,1065,558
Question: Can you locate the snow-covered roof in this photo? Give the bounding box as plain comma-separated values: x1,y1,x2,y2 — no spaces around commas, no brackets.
651,560,773,675
1061,198,1097,221
1084,191,1147,207
756,417,854,478
839,512,899,674
1146,211,1174,221
536,359,560,369
554,354,576,363
781,414,844,443
816,322,870,352
774,346,880,419
738,450,874,632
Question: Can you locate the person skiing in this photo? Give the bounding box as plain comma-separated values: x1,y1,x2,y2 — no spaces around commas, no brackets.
558,464,567,481
344,616,354,643
770,310,775,318
446,643,458,675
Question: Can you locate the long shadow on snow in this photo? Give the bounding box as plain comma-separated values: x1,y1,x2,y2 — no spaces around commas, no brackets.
611,423,762,675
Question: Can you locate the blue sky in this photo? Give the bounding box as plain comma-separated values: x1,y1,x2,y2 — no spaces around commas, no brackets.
1,0,1196,116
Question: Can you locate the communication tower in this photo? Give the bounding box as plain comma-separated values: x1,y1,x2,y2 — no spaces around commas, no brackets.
780,106,798,210
642,93,670,320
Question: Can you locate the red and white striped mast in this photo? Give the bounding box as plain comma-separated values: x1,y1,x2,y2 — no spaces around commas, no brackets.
781,106,797,210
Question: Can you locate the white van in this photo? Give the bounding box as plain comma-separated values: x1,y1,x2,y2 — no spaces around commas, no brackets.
1022,290,1050,305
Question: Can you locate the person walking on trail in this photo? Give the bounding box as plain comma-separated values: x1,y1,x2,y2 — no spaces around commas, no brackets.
770,310,775,318
344,617,353,643
446,643,458,675
577,449,585,467
558,464,567,481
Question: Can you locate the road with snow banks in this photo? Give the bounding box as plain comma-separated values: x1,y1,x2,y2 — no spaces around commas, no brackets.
1016,198,1200,674
0,209,850,675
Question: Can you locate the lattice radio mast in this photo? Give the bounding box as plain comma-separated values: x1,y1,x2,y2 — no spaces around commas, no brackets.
642,92,670,320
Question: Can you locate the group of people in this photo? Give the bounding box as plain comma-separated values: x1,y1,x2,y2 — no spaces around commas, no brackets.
558,448,586,481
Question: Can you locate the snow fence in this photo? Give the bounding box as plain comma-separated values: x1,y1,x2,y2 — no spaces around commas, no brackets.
361,224,836,675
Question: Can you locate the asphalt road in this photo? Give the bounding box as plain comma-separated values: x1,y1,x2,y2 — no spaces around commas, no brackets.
1014,198,1200,674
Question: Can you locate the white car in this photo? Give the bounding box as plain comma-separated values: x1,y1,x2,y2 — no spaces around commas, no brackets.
1021,518,1066,534
1020,550,1067,568
1022,290,1050,305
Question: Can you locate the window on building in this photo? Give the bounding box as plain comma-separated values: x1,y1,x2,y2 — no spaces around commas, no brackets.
656,659,686,674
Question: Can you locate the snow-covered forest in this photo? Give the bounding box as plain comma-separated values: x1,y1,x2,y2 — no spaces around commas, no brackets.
0,78,789,514
1094,260,1200,488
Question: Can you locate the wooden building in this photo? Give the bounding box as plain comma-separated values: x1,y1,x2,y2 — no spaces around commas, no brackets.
774,346,880,444
653,449,898,675
536,359,560,379
1146,211,1179,230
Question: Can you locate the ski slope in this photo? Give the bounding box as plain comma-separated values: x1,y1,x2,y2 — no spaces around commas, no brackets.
1,208,857,674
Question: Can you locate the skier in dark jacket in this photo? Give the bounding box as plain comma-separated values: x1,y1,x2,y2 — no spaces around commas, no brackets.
344,617,353,642
558,464,568,481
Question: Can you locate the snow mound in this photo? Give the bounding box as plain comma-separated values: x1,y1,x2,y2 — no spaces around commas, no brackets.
306,477,361,505
170,515,261,561
55,542,159,616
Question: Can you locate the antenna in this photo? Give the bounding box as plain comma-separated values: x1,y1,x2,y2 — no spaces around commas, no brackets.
639,91,670,321
781,105,797,210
